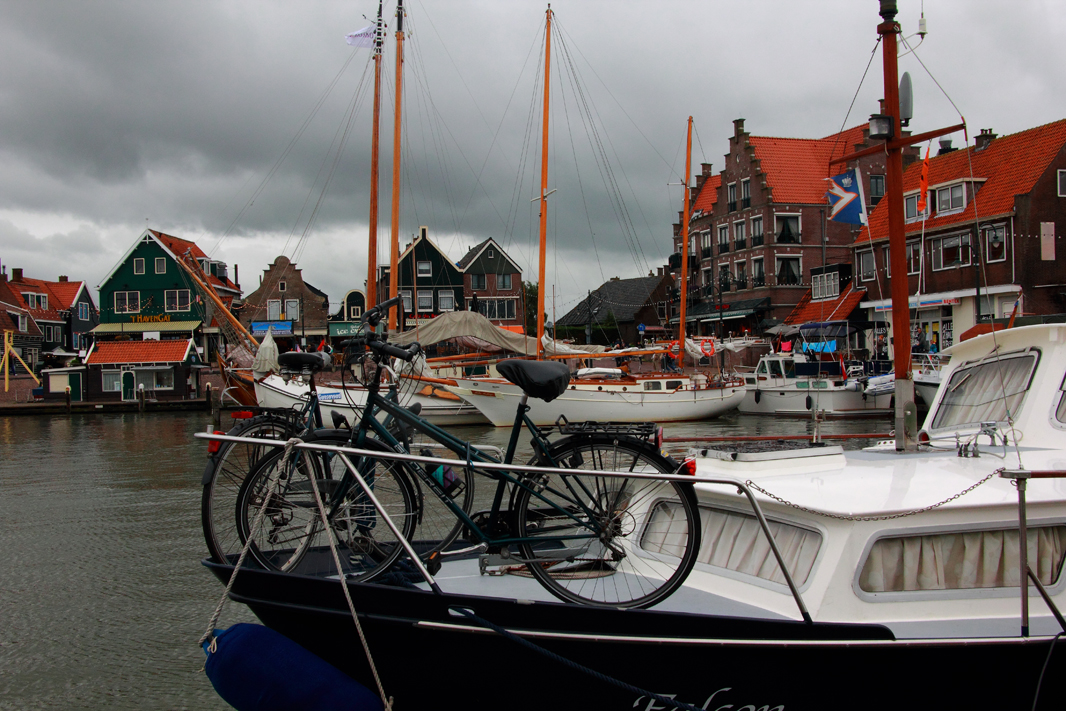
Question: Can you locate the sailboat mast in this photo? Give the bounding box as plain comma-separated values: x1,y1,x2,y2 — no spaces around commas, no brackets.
388,0,405,333
366,0,384,310
535,5,552,359
678,116,693,363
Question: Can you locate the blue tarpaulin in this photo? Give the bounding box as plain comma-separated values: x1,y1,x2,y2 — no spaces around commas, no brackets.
802,341,837,353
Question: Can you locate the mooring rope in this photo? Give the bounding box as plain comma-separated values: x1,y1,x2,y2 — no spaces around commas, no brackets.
451,607,703,711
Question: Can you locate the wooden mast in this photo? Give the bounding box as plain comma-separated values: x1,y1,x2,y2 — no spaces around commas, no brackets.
678,116,693,365
535,5,552,359
388,0,405,333
366,0,384,310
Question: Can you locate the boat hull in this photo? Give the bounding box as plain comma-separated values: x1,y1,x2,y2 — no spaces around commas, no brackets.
254,375,489,426
205,562,1065,710
738,385,892,417
447,378,745,427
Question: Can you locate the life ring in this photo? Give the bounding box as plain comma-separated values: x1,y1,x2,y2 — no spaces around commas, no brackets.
668,341,679,352
700,339,716,357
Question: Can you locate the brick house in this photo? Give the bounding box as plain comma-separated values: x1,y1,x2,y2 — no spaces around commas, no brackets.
238,255,330,348
673,118,914,339
855,119,1066,352
83,338,203,401
456,237,524,330
0,274,43,375
5,268,99,358
96,229,240,359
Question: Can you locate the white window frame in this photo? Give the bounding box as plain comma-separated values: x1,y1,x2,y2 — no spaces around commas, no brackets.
416,261,432,277
904,194,929,223
936,184,965,215
278,281,286,292
498,273,512,290
751,257,765,286
349,305,362,319
470,274,486,291
165,289,191,312
751,216,763,240
869,174,885,199
983,224,1007,263
285,299,300,322
38,294,48,310
487,249,494,258
741,179,750,202
267,299,282,321
16,313,27,331
417,290,434,312
717,225,729,246
734,260,747,289
907,241,922,275
155,257,166,274
102,371,122,392
72,332,80,349
438,290,455,311
931,233,972,271
774,214,801,243
114,291,140,314
858,251,876,281
400,290,412,315
133,258,145,275
734,220,746,246
727,182,737,204
1059,169,1066,197
882,245,891,278
78,302,89,321
774,256,801,286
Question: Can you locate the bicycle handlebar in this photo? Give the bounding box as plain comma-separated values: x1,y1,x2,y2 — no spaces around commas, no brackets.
371,339,422,362
361,295,404,328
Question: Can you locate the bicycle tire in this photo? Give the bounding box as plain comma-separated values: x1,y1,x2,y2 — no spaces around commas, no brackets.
235,433,418,581
514,434,700,609
201,414,297,563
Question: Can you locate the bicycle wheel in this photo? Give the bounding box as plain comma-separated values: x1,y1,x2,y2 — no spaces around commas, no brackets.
235,434,418,581
202,414,297,563
388,439,476,556
514,435,700,609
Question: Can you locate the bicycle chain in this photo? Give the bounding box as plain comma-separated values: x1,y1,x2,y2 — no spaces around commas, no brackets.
744,470,999,522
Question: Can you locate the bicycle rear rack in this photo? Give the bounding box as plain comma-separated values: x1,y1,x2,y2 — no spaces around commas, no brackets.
547,415,658,441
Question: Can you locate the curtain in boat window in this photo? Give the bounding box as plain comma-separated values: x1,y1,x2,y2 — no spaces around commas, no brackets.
930,353,1036,430
858,526,1066,592
642,503,821,586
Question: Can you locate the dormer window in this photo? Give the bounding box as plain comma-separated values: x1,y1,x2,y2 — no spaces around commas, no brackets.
905,194,928,223
936,184,965,214
812,272,840,300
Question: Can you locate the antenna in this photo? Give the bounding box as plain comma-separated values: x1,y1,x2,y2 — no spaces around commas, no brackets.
899,72,913,127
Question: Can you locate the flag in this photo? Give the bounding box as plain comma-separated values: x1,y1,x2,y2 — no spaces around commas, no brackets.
345,25,375,48
825,168,868,225
917,144,931,214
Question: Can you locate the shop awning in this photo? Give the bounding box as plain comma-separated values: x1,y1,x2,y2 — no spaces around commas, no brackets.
329,322,365,337
91,320,201,334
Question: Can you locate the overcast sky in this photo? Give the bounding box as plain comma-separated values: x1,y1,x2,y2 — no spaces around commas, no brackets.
1,0,1064,316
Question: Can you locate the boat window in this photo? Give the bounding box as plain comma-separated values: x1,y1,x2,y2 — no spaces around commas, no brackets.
665,380,683,390
1056,372,1066,424
782,360,796,378
930,352,1037,430
770,361,784,378
643,381,662,391
756,361,768,375
858,525,1066,592
643,504,821,587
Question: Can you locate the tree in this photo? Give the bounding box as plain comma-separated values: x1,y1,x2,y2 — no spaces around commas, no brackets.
522,280,538,336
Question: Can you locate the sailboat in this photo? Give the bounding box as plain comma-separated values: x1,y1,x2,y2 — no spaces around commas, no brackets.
443,29,744,426
203,4,1066,708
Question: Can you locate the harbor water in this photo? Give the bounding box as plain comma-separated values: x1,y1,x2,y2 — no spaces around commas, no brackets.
0,409,888,709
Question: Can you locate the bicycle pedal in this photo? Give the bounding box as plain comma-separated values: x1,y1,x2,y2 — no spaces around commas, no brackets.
423,551,442,575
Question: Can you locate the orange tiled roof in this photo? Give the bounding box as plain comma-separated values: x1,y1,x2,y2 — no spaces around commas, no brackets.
784,282,866,325
692,175,722,213
150,230,240,292
858,119,1066,245
87,339,191,365
750,124,866,205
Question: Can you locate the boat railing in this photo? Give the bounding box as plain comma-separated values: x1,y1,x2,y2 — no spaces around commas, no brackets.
195,431,813,622
997,468,1066,637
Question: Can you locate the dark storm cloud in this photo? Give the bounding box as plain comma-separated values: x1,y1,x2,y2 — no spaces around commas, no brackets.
0,1,1063,307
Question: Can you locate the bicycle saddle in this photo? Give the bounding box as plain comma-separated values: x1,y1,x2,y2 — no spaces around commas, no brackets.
278,351,331,373
496,359,571,403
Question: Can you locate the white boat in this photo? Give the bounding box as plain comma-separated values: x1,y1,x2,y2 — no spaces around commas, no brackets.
738,351,892,417
913,352,948,405
446,366,745,427
253,374,488,427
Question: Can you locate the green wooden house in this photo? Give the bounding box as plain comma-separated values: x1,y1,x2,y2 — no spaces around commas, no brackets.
377,227,465,325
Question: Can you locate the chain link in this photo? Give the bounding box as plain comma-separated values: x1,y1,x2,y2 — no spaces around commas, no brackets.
745,470,999,522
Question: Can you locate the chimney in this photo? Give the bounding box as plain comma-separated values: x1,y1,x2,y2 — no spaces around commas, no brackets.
58,275,68,282
234,264,240,289
733,118,745,140
878,98,886,114
937,138,956,156
975,128,997,151
12,268,23,282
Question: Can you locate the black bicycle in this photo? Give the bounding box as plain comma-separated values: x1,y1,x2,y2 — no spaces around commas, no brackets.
234,297,701,609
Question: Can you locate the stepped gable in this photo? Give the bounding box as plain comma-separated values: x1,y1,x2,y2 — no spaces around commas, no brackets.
858,119,1066,245
748,124,866,204
784,282,866,325
86,339,191,365
556,275,663,327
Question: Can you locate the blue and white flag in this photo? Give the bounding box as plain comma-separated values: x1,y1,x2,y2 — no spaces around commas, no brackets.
825,168,868,225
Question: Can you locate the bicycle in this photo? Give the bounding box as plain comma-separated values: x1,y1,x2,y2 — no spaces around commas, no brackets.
235,297,702,609
201,345,477,567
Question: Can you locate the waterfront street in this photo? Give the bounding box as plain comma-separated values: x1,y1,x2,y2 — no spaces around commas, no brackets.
0,409,887,709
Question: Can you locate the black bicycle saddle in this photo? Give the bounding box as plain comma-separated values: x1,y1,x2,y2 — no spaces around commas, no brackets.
495,359,571,403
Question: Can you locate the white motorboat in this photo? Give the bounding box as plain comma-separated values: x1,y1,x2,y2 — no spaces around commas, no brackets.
913,352,948,405
446,366,745,427
738,351,892,417
253,374,489,427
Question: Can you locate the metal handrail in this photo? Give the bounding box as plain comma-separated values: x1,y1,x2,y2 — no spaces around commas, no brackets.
195,431,813,621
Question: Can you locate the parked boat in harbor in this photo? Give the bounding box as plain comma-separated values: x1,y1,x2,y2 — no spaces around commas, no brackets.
737,350,892,417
